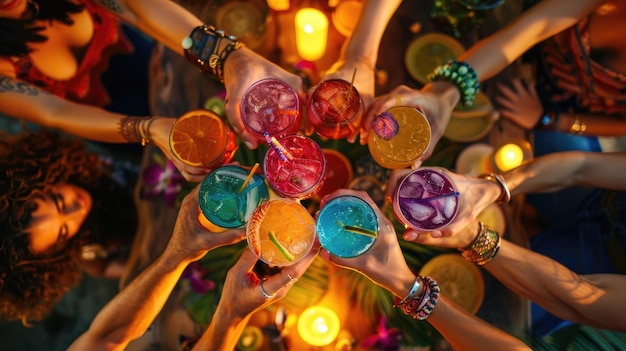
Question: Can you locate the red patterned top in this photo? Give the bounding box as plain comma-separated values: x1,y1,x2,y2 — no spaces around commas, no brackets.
540,17,626,115
11,1,132,107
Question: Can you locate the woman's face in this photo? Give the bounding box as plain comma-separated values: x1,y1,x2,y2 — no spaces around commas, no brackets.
0,0,28,19
27,184,92,254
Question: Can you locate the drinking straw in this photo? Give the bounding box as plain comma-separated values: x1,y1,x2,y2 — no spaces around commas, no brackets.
338,221,378,238
238,163,260,193
346,67,357,100
269,136,294,161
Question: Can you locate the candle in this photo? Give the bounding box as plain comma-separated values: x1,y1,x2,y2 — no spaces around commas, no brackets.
267,0,289,11
494,143,524,172
297,306,341,346
295,8,328,61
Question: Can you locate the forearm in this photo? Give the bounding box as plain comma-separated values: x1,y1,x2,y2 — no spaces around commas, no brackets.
459,0,601,82
69,253,192,350
428,295,531,351
551,111,626,137
483,240,613,328
191,306,251,351
340,0,402,64
503,151,626,195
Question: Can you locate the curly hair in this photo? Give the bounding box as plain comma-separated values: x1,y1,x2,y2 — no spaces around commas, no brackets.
0,0,84,57
0,129,122,324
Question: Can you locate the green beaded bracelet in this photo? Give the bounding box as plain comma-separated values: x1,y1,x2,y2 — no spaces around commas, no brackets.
427,60,480,107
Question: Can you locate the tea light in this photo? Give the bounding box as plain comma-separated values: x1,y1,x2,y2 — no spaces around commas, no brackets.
494,143,524,172
267,0,289,11
295,8,328,61
297,306,340,346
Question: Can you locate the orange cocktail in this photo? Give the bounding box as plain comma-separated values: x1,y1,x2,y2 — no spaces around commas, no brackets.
246,198,316,266
367,106,431,169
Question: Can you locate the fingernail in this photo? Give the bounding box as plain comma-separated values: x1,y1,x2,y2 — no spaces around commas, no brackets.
319,249,330,260
244,141,255,149
404,231,418,241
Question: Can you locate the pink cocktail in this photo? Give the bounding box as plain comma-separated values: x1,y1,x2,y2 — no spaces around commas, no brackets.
240,78,301,144
263,135,327,200
393,167,460,231
308,78,364,140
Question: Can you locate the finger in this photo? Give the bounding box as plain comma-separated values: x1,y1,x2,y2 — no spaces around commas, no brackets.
496,84,516,100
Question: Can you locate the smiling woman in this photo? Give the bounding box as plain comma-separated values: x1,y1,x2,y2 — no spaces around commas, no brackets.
0,129,138,324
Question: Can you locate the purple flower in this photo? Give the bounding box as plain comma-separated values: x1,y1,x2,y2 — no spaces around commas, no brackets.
360,316,402,351
372,111,400,140
182,262,216,294
142,158,185,206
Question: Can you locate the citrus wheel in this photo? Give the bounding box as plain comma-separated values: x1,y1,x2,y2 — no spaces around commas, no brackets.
169,109,236,168
314,149,353,200
404,32,465,84
419,253,484,314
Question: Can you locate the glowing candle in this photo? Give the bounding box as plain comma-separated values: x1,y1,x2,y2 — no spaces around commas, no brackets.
297,306,340,346
295,8,328,61
267,0,290,11
494,143,524,172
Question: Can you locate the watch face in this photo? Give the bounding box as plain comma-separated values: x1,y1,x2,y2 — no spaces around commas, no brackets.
189,30,216,62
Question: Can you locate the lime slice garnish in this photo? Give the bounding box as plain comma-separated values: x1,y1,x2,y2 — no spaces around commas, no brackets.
268,231,294,262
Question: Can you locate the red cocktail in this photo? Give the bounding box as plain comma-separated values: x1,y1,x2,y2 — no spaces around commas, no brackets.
308,78,364,140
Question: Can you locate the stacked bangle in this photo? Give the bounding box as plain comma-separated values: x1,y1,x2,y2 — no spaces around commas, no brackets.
393,275,440,320
119,115,152,145
181,24,245,82
477,172,511,205
427,60,480,107
461,222,501,265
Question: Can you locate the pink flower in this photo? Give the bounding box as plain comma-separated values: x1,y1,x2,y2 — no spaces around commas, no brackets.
360,316,402,351
142,158,185,206
182,262,216,294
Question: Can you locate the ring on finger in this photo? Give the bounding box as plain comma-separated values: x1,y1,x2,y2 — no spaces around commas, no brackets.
286,273,298,283
259,281,275,299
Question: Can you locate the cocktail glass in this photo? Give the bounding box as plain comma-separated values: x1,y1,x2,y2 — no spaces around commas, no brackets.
240,78,301,144
169,109,238,169
367,106,431,169
392,167,460,231
308,78,364,140
316,195,378,258
263,134,327,200
198,164,270,232
247,198,316,266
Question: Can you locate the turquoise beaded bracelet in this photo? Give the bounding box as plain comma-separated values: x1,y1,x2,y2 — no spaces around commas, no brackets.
427,60,480,107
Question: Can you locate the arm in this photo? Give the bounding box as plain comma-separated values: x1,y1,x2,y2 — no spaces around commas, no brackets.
484,239,626,332
319,189,531,351
68,186,246,351
191,248,318,350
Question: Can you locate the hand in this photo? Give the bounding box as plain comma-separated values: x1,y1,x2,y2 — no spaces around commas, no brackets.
219,247,318,321
223,48,305,150
165,185,247,264
495,79,543,130
385,168,501,246
308,57,376,143
363,82,459,163
317,189,411,292
150,117,210,182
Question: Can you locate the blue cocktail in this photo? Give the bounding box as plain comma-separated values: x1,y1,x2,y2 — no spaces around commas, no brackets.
198,164,269,232
316,195,378,258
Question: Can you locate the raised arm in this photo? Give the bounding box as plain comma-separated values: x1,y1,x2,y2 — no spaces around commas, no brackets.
68,186,246,351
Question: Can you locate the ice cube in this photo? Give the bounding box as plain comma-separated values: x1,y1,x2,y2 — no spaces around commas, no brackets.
399,182,424,199
440,197,458,219
401,200,435,222
426,172,446,194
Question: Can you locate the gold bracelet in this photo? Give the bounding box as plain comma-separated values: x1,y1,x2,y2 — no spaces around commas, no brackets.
461,222,501,265
569,117,587,135
477,172,511,204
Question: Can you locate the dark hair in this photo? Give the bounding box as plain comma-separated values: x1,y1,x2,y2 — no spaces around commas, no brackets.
0,0,84,57
0,128,135,324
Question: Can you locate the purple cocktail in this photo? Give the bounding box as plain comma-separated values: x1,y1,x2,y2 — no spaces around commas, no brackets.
393,167,460,231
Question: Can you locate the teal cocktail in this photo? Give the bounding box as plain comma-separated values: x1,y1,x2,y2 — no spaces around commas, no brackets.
316,195,378,258
198,165,269,232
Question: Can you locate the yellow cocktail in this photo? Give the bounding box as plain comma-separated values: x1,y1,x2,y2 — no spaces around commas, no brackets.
367,106,431,169
246,198,316,266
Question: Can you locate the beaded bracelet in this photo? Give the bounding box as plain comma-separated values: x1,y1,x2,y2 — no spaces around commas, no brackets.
118,116,151,144
181,24,245,82
477,172,511,205
461,222,501,265
427,60,480,107
393,275,440,320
